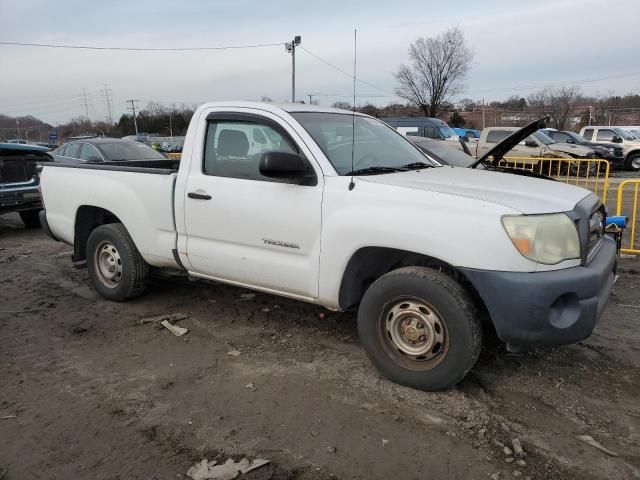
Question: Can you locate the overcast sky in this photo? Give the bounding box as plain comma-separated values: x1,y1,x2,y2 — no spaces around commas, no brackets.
0,0,638,125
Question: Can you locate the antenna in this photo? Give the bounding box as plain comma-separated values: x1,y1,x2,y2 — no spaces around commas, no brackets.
348,29,357,191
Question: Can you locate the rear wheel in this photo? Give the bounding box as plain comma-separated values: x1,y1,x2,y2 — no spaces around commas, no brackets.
357,267,482,391
19,209,41,228
86,223,149,301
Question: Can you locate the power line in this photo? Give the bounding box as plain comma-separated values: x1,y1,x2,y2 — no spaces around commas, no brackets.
299,46,396,96
0,41,285,51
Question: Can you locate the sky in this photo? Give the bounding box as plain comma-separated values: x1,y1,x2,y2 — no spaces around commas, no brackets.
0,0,639,125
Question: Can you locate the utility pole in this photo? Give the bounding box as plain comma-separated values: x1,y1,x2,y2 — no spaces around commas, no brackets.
285,35,302,103
15,120,20,141
307,94,313,105
102,84,113,126
482,98,485,130
169,110,173,141
127,99,140,136
82,88,90,120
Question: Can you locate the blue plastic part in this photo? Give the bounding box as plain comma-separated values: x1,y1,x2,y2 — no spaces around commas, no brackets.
605,216,629,228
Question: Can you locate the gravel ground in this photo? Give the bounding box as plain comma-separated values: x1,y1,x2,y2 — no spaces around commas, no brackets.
1,213,639,480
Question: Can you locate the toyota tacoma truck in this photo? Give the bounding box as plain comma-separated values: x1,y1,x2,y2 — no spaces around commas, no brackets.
39,102,617,391
1,141,53,227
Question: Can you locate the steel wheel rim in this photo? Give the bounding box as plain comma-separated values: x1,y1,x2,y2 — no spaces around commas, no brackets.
380,297,449,370
94,241,123,288
632,157,640,170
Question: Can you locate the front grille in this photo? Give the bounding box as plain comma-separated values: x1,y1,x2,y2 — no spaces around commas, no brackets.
614,147,624,157
0,157,38,184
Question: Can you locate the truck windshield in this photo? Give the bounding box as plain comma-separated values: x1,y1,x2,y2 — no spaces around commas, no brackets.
615,128,636,140
533,130,554,145
291,112,437,175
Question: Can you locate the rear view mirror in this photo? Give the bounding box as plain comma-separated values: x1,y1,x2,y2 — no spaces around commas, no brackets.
259,151,314,184
611,135,623,143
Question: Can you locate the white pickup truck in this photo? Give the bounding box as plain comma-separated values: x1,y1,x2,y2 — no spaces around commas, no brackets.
39,102,617,391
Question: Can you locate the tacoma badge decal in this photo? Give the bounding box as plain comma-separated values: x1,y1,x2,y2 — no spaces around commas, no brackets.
262,238,300,249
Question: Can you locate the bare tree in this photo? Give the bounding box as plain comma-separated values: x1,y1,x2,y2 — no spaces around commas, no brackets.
331,101,352,110
394,27,473,117
527,86,581,130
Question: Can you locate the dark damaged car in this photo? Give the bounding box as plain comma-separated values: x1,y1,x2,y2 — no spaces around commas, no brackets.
0,142,53,227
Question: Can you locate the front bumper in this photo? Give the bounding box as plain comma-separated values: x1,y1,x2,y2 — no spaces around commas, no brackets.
0,185,41,214
460,236,617,347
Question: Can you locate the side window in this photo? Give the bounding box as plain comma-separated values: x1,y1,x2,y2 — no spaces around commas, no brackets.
485,130,510,143
423,126,438,139
596,129,615,141
203,120,298,180
79,144,102,162
56,145,67,156
65,143,82,159
554,132,570,142
582,129,594,140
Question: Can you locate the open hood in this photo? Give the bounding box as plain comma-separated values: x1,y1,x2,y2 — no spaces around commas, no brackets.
470,117,548,168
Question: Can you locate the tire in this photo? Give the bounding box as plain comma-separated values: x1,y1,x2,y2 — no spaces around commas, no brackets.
86,223,149,301
19,209,42,228
627,153,640,171
357,267,482,391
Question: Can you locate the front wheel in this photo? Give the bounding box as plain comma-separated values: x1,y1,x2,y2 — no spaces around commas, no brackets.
627,153,640,171
358,267,482,391
86,223,149,301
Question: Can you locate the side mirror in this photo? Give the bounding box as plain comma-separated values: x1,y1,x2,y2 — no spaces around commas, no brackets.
565,138,575,144
611,135,623,143
259,151,313,184
525,139,538,148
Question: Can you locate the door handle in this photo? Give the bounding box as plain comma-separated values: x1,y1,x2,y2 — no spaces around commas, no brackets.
187,192,212,200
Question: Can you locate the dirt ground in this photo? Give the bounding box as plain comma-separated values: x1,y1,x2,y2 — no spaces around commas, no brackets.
1,213,640,480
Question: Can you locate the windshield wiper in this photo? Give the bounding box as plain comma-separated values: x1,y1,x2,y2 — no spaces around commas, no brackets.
345,166,407,176
400,161,435,170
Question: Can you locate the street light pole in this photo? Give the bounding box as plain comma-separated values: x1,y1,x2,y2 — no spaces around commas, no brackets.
285,36,302,103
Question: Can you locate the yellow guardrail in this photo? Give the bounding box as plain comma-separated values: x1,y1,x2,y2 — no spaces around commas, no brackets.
615,179,640,255
167,152,182,160
497,157,610,205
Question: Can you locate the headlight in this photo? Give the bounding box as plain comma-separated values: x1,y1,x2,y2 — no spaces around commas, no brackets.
502,214,580,264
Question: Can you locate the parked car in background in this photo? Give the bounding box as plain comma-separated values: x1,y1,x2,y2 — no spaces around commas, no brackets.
542,129,625,167
0,142,53,227
579,126,640,171
452,128,480,142
52,138,168,163
409,136,476,167
382,117,460,143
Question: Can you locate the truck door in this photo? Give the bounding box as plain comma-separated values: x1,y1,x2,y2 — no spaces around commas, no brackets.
182,111,323,301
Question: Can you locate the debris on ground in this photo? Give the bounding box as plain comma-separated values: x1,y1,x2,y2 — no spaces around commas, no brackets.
160,320,188,337
186,457,270,480
0,465,7,480
577,435,619,457
245,383,255,390
226,350,241,357
326,446,336,454
511,438,525,458
239,293,256,301
503,446,513,456
382,439,389,448
1,415,17,420
138,312,190,326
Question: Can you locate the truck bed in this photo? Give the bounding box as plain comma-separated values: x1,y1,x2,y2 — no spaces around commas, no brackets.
40,159,180,268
